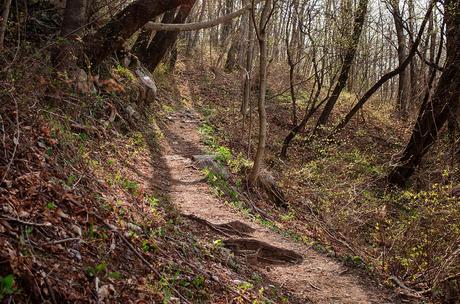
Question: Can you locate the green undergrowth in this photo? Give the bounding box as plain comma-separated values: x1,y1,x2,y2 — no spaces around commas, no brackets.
192,66,460,300
1,58,299,303
195,111,366,267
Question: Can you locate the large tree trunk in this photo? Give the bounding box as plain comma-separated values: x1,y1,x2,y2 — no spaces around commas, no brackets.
315,0,368,128
83,0,189,67
61,0,88,37
140,1,196,72
52,0,88,70
134,9,177,62
388,0,460,186
224,38,239,71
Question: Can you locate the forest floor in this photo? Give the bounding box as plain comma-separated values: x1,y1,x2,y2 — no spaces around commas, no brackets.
3,53,456,302
157,107,394,303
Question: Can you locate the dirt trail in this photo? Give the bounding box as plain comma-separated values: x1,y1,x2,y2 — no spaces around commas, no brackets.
161,109,392,304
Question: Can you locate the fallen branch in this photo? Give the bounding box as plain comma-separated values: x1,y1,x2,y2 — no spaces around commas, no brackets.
145,3,252,32
390,276,425,299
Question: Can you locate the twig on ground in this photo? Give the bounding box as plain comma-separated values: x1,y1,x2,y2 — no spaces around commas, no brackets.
1,216,52,227
41,237,81,246
390,276,424,299
0,86,20,185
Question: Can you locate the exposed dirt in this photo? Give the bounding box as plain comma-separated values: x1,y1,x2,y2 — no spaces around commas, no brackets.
160,109,395,304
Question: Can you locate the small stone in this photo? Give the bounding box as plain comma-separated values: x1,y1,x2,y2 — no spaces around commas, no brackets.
68,248,82,261
128,223,143,234
71,224,82,237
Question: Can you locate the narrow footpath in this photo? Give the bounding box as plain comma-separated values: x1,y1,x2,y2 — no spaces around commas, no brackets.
160,109,393,304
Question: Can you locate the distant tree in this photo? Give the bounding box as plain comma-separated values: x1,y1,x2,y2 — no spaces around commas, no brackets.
314,0,369,129
389,0,411,113
0,0,13,50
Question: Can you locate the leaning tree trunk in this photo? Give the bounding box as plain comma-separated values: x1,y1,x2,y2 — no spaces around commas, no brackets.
315,0,368,128
83,0,189,67
388,0,460,187
134,9,177,62
140,1,196,72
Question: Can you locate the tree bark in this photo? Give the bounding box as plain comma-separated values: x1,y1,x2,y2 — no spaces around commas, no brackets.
0,0,13,50
388,0,460,186
141,1,196,72
61,0,88,37
391,0,410,113
52,0,88,70
134,9,177,63
249,0,272,184
83,0,189,67
315,0,368,128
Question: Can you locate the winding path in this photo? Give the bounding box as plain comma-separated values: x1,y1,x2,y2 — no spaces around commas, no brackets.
160,109,393,304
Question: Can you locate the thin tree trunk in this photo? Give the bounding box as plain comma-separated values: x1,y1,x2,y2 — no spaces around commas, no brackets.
249,0,272,184
0,0,13,50
315,0,368,128
391,0,410,113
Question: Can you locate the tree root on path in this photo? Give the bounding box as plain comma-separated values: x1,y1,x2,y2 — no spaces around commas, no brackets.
184,213,254,237
223,238,304,265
